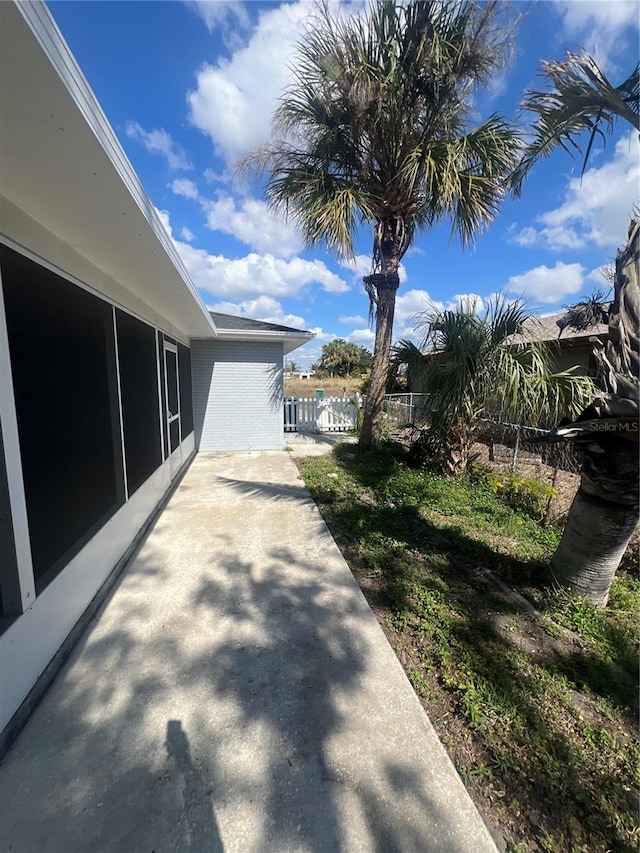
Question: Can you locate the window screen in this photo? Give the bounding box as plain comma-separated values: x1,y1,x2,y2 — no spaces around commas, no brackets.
1,246,125,594
158,333,169,459
0,420,21,631
116,309,162,496
178,343,193,437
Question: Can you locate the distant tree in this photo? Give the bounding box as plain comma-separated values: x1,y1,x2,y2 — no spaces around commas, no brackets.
287,360,300,373
318,339,372,377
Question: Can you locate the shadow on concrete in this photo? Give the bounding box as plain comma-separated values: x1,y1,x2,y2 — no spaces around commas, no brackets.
166,720,224,852
212,475,311,502
0,457,487,852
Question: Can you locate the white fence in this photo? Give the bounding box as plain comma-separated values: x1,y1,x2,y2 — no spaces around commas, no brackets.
284,396,358,433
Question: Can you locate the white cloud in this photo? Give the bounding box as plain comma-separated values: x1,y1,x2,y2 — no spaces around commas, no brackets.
201,195,302,257
155,208,173,237
187,2,309,164
348,328,375,343
171,178,200,200
177,246,349,301
209,295,306,329
125,121,192,170
306,327,338,343
340,254,372,278
170,179,302,257
184,1,250,34
203,167,231,185
181,226,195,242
155,206,349,302
444,294,485,313
508,134,639,252
394,289,441,324
506,261,585,304
339,314,367,325
553,1,639,71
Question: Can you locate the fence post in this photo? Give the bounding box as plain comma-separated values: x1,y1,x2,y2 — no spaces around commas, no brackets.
510,427,521,474
543,465,559,527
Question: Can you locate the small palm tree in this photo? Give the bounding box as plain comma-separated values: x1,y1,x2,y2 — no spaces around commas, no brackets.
395,298,594,474
513,53,639,606
242,0,522,450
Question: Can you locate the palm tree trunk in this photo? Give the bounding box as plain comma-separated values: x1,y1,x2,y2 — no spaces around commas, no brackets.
547,444,638,606
546,219,639,605
359,271,400,450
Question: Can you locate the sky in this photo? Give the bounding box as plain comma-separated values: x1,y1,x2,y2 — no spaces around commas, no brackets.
48,0,639,368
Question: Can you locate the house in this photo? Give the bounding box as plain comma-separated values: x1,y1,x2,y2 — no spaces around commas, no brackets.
0,1,312,743
407,309,609,393
510,310,609,377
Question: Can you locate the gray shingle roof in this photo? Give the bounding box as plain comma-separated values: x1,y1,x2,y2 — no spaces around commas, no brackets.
209,311,310,335
513,310,609,344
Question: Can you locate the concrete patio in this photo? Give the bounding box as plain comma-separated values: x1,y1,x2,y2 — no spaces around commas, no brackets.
0,449,498,852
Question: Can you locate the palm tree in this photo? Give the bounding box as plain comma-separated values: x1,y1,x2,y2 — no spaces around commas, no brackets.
540,219,639,606
395,298,595,474
513,53,639,606
242,0,521,450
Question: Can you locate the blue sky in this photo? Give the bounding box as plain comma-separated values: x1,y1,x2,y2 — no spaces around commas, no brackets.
49,1,639,367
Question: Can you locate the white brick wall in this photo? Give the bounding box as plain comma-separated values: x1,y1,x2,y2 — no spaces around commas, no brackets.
191,339,284,451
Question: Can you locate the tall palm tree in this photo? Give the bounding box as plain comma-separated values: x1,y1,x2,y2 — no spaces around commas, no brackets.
395,298,595,474
242,0,521,450
513,53,639,606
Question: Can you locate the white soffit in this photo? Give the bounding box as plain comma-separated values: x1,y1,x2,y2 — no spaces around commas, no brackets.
0,1,216,338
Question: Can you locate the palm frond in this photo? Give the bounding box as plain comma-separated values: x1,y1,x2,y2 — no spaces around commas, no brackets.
512,53,640,195
394,297,596,436
557,290,610,336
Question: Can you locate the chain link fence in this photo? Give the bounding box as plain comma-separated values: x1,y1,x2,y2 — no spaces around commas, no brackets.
474,419,582,522
384,400,584,523
383,393,427,426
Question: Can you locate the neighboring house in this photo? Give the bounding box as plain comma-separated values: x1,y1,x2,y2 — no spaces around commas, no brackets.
407,310,609,393
0,1,312,742
511,311,609,377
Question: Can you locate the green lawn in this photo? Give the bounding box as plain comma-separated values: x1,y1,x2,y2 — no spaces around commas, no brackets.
297,442,639,853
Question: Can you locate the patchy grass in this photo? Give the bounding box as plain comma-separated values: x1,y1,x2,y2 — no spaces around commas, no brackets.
297,443,639,853
284,376,364,398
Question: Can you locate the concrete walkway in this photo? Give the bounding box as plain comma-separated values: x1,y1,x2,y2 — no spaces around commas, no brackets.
0,450,497,853
284,430,358,457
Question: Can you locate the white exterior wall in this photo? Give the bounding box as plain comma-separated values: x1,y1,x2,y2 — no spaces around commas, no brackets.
192,339,284,451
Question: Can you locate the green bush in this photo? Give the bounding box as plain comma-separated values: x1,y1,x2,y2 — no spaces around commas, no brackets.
471,466,556,521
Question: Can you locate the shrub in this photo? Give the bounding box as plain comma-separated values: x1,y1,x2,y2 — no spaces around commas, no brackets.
481,470,556,521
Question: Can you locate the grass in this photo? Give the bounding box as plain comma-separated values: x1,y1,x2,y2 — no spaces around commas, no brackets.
297,442,639,853
284,376,364,398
